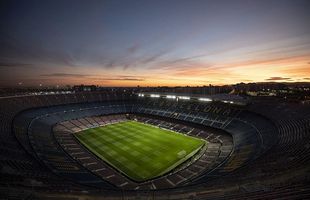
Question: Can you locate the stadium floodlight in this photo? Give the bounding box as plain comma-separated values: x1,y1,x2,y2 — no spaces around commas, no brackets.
178,96,190,100
223,100,234,104
138,93,144,97
198,98,212,102
150,94,160,98
166,95,176,99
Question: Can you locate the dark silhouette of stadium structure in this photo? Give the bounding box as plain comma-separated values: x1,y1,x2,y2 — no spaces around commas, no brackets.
0,90,309,199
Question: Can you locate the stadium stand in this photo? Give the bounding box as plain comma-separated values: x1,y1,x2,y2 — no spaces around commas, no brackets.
0,91,309,199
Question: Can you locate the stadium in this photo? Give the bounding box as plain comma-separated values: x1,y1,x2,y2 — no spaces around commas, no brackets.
0,89,309,199
1,0,310,199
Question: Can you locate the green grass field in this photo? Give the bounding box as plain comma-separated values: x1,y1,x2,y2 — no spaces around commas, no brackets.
74,120,205,182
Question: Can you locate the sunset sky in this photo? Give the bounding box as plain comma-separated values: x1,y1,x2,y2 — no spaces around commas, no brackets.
0,0,310,87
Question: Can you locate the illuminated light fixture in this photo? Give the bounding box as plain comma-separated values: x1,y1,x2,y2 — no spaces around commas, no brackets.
178,96,190,100
198,98,212,102
150,94,160,98
223,100,234,104
166,95,176,99
138,93,144,97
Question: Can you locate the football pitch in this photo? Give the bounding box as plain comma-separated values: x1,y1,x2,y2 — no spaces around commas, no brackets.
74,120,205,182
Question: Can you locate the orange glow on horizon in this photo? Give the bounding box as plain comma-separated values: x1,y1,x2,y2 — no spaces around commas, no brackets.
1,53,309,87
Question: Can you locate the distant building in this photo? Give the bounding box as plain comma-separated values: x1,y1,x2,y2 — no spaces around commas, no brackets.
73,85,97,92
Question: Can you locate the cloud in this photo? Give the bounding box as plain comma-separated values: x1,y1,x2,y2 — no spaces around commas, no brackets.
91,75,145,81
127,44,140,54
102,75,145,81
265,77,291,81
166,54,206,64
140,51,169,65
304,78,310,80
41,73,91,78
0,61,34,68
0,32,76,68
40,73,146,82
104,78,145,81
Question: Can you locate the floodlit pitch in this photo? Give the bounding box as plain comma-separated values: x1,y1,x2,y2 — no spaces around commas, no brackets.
75,121,205,182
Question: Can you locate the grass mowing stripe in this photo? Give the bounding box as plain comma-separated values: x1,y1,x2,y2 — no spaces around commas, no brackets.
75,120,205,182
110,123,168,151
77,130,142,178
